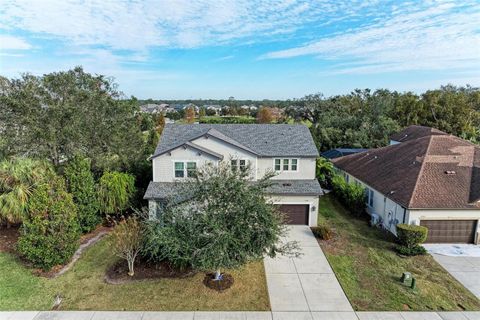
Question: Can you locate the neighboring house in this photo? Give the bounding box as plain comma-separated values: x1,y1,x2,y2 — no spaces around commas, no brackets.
333,125,480,244
144,124,322,226
321,148,368,159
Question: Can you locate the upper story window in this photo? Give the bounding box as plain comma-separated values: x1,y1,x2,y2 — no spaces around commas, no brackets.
231,159,249,172
274,158,298,172
174,161,196,178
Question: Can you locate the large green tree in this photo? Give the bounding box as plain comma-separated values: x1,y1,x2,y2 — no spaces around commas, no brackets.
0,67,143,172
143,162,298,281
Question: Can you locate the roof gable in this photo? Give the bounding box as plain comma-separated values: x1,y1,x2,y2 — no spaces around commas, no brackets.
152,124,319,158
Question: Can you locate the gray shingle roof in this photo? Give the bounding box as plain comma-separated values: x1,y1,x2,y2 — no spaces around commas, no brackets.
265,180,323,196
152,124,319,158
144,179,322,200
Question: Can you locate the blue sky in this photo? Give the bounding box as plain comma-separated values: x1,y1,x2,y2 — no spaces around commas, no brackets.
0,0,479,99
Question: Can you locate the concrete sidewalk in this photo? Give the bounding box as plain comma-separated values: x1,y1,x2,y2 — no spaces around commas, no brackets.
263,226,352,312
2,311,480,320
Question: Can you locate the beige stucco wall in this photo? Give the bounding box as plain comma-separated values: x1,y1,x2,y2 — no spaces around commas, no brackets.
268,194,319,226
257,157,316,180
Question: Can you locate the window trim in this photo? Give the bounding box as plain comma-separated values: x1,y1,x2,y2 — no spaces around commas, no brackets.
365,187,374,207
172,160,198,179
231,158,250,172
273,158,299,172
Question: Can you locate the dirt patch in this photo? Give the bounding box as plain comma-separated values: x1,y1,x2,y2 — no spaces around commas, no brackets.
0,226,20,253
203,273,234,292
105,259,196,284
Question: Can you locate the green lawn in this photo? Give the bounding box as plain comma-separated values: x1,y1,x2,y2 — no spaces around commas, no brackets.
0,236,270,311
318,194,480,311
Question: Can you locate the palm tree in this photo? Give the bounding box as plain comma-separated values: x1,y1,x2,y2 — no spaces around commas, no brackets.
316,157,335,189
0,158,51,226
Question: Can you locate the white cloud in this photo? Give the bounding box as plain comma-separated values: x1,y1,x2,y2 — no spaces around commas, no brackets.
262,1,480,74
0,0,391,50
0,34,32,50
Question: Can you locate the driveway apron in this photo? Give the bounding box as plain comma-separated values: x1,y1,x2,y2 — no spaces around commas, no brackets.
264,226,353,312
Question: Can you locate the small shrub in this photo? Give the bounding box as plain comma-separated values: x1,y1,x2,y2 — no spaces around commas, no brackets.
311,224,333,240
17,177,80,270
331,174,366,216
64,156,100,233
396,224,428,248
112,217,143,276
396,245,427,256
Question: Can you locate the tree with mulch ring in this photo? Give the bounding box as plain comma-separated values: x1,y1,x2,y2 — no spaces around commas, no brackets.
203,272,234,291
142,162,299,291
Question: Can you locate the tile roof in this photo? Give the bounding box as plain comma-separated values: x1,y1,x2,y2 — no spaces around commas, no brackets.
333,134,480,209
390,125,447,143
152,124,319,158
144,179,322,200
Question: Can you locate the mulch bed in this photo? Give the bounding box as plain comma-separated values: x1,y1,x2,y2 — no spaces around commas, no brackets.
203,273,234,292
105,259,196,284
0,226,20,254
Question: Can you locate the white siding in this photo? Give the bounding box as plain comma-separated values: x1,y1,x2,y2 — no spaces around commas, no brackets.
257,157,316,180
152,147,218,182
268,194,319,226
341,171,406,234
153,135,317,182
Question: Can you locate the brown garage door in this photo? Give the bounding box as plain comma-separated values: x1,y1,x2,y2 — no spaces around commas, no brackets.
279,204,309,225
420,220,477,243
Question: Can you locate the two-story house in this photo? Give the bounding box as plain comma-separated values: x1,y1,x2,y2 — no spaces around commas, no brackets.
144,124,322,226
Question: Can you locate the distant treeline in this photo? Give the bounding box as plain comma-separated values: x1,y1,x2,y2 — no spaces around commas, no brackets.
284,86,480,151
137,98,293,108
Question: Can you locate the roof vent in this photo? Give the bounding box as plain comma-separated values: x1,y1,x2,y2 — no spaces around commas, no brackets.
445,170,456,175
282,183,292,187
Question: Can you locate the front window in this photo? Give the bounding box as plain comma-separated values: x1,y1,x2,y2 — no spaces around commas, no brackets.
274,159,281,171
174,162,184,178
239,159,247,171
186,162,196,177
231,159,248,172
274,158,299,171
174,161,196,178
291,159,298,171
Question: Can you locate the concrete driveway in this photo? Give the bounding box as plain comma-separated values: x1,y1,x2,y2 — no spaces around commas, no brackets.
263,226,353,313
428,250,480,299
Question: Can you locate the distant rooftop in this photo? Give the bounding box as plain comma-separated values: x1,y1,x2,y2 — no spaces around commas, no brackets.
321,148,368,159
